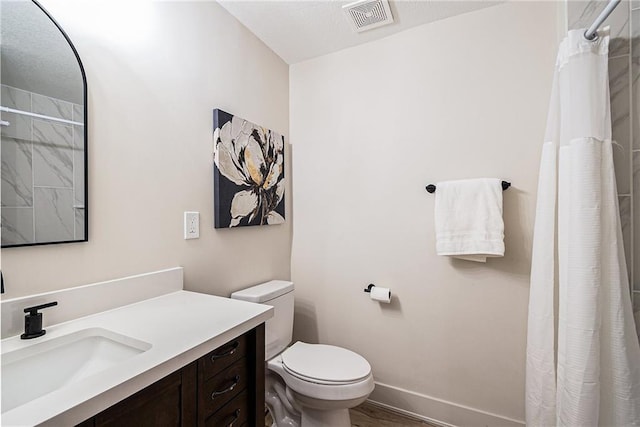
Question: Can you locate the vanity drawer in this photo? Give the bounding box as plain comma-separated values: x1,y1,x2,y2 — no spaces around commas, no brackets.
204,389,248,427
200,334,247,380
200,358,248,418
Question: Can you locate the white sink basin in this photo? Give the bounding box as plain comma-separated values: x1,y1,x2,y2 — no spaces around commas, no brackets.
1,328,151,412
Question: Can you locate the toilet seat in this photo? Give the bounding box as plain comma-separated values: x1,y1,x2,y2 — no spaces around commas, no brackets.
281,342,371,385
268,342,375,403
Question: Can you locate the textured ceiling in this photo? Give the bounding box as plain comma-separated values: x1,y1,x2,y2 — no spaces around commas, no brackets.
1,0,83,104
218,0,503,64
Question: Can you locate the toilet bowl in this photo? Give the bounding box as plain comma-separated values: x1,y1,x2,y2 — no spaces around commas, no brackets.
231,280,374,427
270,342,375,426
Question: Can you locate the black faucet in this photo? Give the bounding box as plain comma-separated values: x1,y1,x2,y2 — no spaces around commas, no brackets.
21,301,58,339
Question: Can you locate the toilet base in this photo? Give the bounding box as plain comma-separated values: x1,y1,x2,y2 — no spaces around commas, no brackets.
266,373,301,427
266,371,360,427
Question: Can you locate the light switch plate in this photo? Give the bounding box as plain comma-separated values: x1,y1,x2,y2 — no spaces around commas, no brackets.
184,212,199,239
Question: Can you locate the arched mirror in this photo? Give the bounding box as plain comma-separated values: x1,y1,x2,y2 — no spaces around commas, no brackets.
1,0,88,247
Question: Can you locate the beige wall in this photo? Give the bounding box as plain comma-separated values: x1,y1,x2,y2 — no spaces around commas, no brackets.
1,0,291,298
290,2,559,424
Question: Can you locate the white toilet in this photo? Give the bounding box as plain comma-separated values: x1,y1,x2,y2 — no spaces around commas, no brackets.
231,280,374,427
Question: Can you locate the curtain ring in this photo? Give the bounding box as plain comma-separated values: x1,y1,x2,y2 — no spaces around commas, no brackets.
584,29,599,42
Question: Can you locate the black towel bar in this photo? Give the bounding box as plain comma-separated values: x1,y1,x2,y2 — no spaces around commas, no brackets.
425,181,511,193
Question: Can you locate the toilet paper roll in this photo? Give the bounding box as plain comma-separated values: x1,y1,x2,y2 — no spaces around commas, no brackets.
370,286,391,303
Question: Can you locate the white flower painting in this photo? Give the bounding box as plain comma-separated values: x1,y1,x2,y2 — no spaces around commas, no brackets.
213,109,285,228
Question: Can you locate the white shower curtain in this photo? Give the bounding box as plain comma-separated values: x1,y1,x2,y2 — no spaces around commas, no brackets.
526,29,640,426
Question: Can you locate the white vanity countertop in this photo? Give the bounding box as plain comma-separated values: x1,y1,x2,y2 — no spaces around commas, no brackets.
1,290,273,427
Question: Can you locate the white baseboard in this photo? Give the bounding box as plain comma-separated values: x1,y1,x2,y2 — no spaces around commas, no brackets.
368,382,525,427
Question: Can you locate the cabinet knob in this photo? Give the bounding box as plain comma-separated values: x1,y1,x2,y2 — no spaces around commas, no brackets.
210,341,239,362
225,409,241,427
211,375,240,400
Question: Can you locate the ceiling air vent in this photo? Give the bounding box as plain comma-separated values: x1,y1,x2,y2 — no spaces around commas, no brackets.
342,0,394,33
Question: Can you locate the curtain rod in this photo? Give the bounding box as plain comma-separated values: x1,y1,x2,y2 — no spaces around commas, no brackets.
584,0,621,41
0,106,83,127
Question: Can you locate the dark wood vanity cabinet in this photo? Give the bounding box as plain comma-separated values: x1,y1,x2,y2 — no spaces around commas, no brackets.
76,325,265,427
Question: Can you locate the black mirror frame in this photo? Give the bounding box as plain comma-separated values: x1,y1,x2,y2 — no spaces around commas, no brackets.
2,0,88,248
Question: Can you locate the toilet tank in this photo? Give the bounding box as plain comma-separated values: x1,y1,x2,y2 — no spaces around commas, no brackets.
230,280,294,361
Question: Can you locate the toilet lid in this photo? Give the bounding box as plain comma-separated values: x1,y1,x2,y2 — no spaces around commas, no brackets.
281,342,371,384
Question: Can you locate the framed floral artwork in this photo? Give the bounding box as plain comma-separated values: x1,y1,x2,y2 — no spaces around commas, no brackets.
213,109,285,228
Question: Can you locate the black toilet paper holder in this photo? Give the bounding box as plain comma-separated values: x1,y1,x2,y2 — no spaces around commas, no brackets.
364,284,375,293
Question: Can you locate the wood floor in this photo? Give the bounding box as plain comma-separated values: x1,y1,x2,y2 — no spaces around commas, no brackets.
265,402,438,426
350,403,438,427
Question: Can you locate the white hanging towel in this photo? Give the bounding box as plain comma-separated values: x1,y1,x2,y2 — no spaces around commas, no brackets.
434,178,505,262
